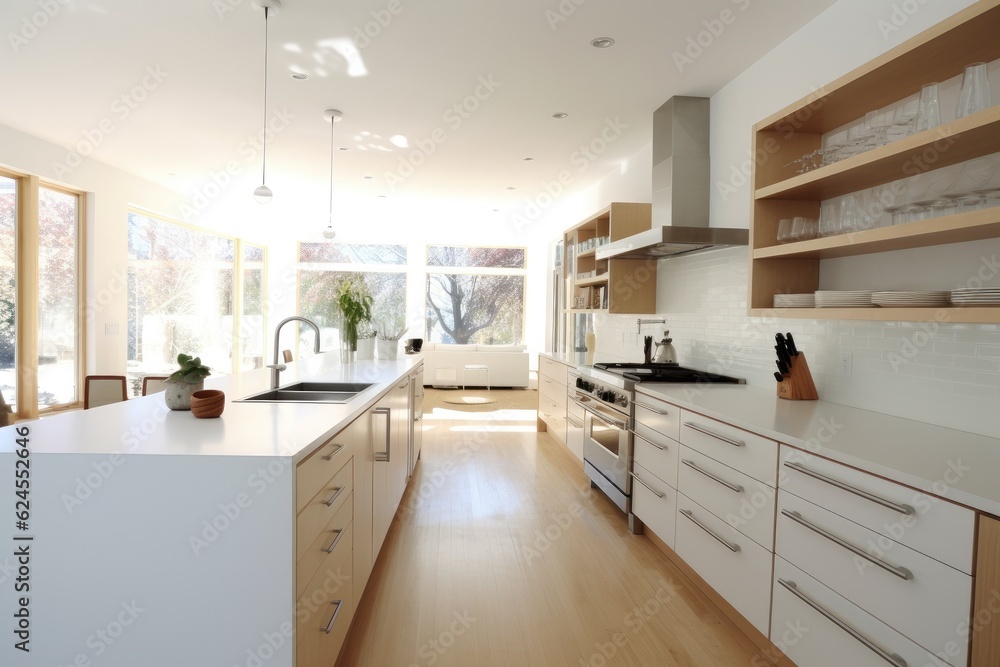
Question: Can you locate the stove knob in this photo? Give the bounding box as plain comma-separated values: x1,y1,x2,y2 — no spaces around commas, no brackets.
576,378,585,389
618,395,629,408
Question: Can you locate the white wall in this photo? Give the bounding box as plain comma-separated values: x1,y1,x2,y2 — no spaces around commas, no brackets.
538,0,1000,439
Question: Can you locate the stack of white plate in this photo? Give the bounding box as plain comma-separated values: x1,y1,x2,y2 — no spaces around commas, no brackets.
950,288,1000,306
774,293,816,308
815,290,875,307
872,291,950,307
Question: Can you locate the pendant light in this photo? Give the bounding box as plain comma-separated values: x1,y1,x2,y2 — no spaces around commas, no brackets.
253,0,281,204
322,109,342,240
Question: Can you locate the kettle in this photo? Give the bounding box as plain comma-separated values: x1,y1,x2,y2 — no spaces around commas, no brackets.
652,331,677,363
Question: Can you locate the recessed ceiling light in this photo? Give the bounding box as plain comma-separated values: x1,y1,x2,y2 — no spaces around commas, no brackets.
552,112,568,119
523,157,534,161
379,195,387,198
339,147,349,151
363,175,373,180
591,37,615,48
506,186,516,191
290,72,308,80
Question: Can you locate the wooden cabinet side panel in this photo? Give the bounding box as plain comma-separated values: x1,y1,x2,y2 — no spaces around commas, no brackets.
351,407,375,593
608,258,657,314
748,258,819,311
608,202,652,240
973,514,1000,667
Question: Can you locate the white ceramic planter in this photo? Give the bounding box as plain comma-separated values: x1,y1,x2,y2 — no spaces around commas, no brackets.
164,380,204,410
377,338,398,360
357,337,375,361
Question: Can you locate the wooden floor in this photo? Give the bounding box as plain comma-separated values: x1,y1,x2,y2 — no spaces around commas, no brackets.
337,404,765,666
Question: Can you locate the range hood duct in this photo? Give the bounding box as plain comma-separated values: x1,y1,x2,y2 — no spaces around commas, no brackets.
597,96,748,260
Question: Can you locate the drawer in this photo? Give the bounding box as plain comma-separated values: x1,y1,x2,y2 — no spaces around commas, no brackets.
539,356,569,385
780,445,975,574
296,458,353,556
296,492,353,599
539,375,567,408
631,461,677,549
675,492,773,635
678,445,775,551
633,391,680,442
296,435,352,514
632,427,679,489
776,490,972,666
296,522,354,667
679,410,777,485
772,557,953,667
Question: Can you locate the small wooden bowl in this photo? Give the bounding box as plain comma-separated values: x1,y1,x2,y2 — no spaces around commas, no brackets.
190,389,225,418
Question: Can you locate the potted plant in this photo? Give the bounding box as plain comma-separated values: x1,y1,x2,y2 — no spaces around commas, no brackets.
356,321,377,361
163,353,212,410
337,279,373,363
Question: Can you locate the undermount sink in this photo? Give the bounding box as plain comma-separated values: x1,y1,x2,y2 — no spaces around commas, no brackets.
237,382,374,404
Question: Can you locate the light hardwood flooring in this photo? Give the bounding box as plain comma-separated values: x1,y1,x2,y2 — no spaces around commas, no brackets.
337,405,766,666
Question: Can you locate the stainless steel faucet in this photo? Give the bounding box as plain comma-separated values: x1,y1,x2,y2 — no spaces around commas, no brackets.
267,316,321,389
636,317,667,334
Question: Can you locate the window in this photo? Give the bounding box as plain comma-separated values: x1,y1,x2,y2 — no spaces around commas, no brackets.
298,243,407,353
425,246,526,344
127,212,253,382
0,170,84,418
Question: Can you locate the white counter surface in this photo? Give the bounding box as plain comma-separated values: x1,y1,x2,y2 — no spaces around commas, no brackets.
0,352,421,460
636,382,1000,517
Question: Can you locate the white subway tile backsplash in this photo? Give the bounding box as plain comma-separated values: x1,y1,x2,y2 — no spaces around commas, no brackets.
589,247,999,438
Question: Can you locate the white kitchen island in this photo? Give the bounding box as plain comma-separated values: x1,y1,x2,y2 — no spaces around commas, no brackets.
0,352,421,667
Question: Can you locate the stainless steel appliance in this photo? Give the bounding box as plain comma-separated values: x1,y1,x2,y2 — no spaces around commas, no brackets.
574,362,745,534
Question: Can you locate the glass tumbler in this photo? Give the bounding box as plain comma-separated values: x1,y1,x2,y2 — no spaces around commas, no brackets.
958,63,992,118
915,83,941,133
777,218,793,243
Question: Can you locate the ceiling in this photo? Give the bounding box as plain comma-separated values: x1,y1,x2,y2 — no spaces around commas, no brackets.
0,0,837,238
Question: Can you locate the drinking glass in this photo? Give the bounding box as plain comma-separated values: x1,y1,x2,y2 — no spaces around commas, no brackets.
776,218,793,243
957,62,991,118
915,83,941,133
839,195,859,233
819,201,840,237
791,216,818,241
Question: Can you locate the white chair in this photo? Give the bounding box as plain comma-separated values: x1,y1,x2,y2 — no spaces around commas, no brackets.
463,364,490,391
84,375,128,409
141,376,169,396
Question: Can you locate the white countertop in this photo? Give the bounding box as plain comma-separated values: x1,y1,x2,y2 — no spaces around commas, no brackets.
636,383,1000,517
0,352,421,461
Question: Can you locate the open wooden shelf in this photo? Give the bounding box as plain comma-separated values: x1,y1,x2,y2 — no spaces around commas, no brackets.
575,274,609,287
756,108,1000,201
577,248,596,259
754,207,1000,259
751,306,999,324
748,0,1000,324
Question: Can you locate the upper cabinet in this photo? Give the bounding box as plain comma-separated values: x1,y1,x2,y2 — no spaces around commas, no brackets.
564,202,657,314
749,0,1000,323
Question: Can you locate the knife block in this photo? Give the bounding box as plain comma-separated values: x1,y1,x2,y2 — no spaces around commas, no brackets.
777,352,818,400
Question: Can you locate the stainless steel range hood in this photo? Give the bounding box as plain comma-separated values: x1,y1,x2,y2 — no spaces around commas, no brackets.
597,96,748,260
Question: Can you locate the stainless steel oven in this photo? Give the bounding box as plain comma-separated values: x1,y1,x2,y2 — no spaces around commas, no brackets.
580,399,631,511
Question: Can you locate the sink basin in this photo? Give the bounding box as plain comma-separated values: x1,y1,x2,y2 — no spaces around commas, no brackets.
236,382,374,404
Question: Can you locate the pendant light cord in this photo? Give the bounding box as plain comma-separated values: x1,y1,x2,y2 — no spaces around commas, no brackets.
261,6,269,186
328,115,335,224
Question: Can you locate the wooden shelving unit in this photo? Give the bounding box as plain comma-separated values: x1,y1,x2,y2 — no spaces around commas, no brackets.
749,0,1000,323
563,202,657,315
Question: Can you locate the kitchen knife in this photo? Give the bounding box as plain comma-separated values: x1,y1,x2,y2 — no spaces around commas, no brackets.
775,344,791,367
775,333,786,348
785,332,799,356
774,371,785,382
776,359,789,375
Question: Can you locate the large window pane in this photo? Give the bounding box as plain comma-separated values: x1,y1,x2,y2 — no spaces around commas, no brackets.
427,245,525,269
300,243,406,265
37,188,79,407
127,212,235,382
0,176,15,409
425,273,524,344
299,270,406,353
240,243,266,371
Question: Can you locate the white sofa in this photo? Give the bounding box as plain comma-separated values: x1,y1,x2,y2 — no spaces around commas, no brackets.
420,343,529,388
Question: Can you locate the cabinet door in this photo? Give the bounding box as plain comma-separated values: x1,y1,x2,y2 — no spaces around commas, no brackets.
372,395,393,555
351,405,374,592
388,380,409,516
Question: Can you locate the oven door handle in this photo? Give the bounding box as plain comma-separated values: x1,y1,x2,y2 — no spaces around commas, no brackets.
580,403,628,430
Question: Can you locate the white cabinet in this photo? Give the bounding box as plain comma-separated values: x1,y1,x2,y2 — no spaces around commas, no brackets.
632,461,677,548
631,391,682,548
679,410,778,485
372,380,409,556
537,355,571,446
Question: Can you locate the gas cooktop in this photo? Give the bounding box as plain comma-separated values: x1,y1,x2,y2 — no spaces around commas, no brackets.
593,362,745,384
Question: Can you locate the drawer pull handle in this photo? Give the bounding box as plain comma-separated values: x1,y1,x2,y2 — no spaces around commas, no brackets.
781,510,913,581
566,416,583,428
778,579,907,667
321,529,344,554
681,459,744,494
629,472,665,499
683,422,745,448
680,508,740,553
321,443,345,461
323,486,345,508
631,430,666,451
783,461,914,516
322,599,344,634
633,400,668,416
374,406,391,462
